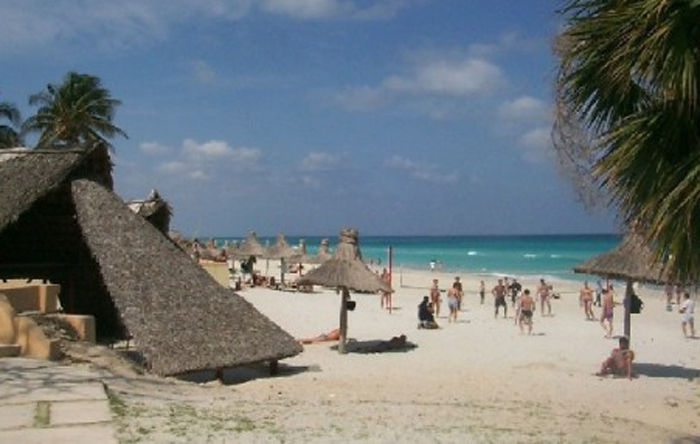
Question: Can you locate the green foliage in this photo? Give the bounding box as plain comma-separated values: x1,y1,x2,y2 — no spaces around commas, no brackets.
0,91,22,149
23,71,127,150
555,0,700,282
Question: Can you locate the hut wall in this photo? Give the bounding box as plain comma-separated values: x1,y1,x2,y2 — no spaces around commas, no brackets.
0,184,125,338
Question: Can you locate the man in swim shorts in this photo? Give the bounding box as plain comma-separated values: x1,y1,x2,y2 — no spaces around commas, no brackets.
447,287,459,323
537,278,552,317
580,281,595,321
600,288,614,338
519,289,535,335
430,279,441,318
492,278,508,319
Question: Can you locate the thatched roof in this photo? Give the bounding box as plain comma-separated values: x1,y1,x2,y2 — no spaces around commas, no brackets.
71,179,302,375
298,228,391,293
0,149,88,233
126,189,172,234
265,234,301,260
233,231,267,259
574,233,672,284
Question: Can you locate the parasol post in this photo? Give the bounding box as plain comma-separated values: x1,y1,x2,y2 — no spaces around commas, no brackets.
339,286,349,354
624,279,633,342
388,246,393,314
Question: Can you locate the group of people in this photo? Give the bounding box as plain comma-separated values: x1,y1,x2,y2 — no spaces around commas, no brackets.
578,281,617,337
422,276,464,326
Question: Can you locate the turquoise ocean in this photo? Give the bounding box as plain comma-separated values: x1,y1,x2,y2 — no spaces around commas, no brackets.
217,234,621,282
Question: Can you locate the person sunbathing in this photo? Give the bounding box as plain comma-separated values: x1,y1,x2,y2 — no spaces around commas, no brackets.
596,337,634,379
298,328,340,344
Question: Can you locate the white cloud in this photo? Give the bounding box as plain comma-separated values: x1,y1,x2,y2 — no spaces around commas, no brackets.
385,155,458,184
383,58,504,97
518,127,553,164
190,60,218,84
300,152,341,172
182,139,262,164
139,141,171,155
0,0,418,54
499,96,550,123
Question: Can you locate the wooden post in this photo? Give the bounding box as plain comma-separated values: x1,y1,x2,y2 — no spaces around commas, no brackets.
388,246,393,314
624,279,633,342
339,287,349,354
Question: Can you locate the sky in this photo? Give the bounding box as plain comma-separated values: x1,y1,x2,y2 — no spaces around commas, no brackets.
0,0,619,238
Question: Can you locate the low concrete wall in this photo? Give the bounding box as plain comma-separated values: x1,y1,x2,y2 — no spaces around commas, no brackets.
14,316,62,360
47,314,96,343
0,283,59,314
200,261,230,288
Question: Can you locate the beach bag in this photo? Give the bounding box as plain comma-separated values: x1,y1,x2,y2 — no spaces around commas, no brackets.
630,293,644,314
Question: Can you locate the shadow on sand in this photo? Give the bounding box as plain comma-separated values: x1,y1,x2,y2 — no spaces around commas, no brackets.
331,339,418,355
633,363,699,381
179,362,319,386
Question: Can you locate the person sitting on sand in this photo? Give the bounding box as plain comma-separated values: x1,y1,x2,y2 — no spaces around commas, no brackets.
596,336,634,379
447,287,459,323
298,328,341,344
430,279,441,318
492,279,507,319
600,289,615,338
418,296,439,329
580,281,595,321
518,289,535,335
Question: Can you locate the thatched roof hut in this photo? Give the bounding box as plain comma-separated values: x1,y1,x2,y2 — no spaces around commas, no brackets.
233,231,267,259
574,233,671,285
298,228,391,353
0,146,302,375
126,189,172,234
266,234,301,260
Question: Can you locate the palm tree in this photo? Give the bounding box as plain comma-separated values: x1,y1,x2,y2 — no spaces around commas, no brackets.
0,92,22,149
23,72,127,150
554,0,700,282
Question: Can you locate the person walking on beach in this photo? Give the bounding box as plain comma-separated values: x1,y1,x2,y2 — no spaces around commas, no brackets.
447,287,459,323
492,279,507,319
595,280,603,307
600,289,615,338
680,292,695,338
479,280,486,305
519,289,535,335
430,279,442,318
453,276,464,311
380,268,391,310
509,278,522,307
580,281,595,321
537,279,552,317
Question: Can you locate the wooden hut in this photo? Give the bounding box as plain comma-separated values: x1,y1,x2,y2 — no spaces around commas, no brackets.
126,189,172,234
0,145,302,375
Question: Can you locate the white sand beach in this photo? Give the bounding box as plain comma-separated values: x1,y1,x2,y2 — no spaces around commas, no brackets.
106,268,699,443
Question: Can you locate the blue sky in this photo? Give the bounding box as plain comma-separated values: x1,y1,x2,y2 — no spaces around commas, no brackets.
0,0,618,237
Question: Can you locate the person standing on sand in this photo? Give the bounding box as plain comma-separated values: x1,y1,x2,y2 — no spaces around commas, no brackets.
600,289,615,338
595,280,603,307
453,276,464,311
537,279,552,317
680,292,696,338
580,281,595,321
380,268,391,309
447,287,459,323
492,278,507,319
509,278,522,307
519,289,535,335
430,279,441,318
479,280,486,305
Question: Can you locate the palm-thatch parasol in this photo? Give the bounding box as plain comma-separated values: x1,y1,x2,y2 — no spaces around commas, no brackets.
304,238,333,265
297,228,392,354
265,233,302,284
574,232,673,342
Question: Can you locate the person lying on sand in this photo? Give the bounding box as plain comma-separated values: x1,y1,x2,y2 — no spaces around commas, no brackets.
596,336,634,379
298,328,341,344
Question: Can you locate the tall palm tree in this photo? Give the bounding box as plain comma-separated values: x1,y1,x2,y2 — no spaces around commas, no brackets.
23,72,127,150
0,92,22,149
554,0,700,282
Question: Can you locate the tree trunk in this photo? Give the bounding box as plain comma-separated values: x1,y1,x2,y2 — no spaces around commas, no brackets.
339,287,349,354
624,279,633,342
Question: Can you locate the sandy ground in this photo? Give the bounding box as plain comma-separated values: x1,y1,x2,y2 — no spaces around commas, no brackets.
105,269,700,443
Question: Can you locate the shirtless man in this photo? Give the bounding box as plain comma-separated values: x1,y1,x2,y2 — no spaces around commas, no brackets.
430,279,441,318
537,278,552,317
380,268,391,309
492,278,508,319
600,288,615,338
580,281,595,321
446,287,459,323
453,276,464,311
519,289,535,335
596,336,634,379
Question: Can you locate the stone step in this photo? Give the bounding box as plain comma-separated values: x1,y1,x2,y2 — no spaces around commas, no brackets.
0,344,21,358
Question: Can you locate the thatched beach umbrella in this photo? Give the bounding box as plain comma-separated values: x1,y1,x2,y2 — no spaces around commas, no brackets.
305,238,333,265
297,228,392,354
265,233,302,284
574,233,672,342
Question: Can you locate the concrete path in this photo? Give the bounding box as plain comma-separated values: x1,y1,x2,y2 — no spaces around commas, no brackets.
0,358,118,444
